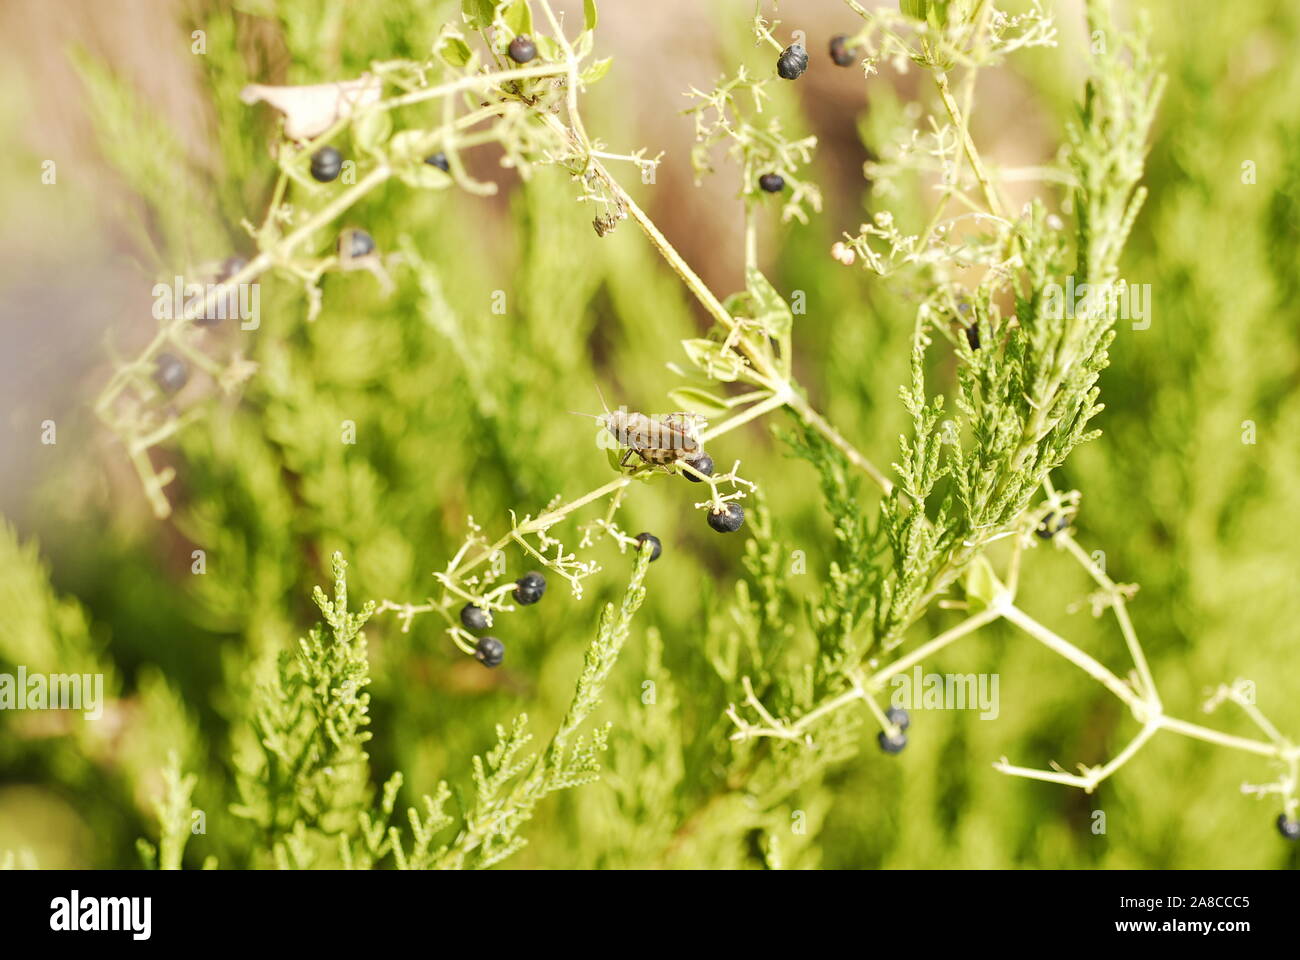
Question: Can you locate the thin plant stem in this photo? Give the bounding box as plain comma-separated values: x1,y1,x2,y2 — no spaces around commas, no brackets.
934,70,1004,219
379,63,569,111
1057,531,1161,709
1001,601,1143,710
784,391,894,495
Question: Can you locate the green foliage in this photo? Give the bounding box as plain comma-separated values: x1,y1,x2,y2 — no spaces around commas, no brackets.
3,0,1299,871
222,549,652,869
231,553,377,862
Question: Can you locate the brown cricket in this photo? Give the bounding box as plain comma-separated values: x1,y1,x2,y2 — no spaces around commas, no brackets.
571,390,709,470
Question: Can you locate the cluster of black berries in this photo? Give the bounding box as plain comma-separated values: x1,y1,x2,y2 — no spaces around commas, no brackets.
775,33,861,81
153,261,247,391
877,706,910,754
759,35,861,193
317,143,449,184
622,464,740,565
307,148,382,268
678,451,745,534
152,248,251,389
459,571,548,668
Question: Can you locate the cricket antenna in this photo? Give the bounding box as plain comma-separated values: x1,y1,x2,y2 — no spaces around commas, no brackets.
568,385,613,422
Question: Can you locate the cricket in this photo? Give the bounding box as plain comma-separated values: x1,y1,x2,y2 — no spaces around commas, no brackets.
571,389,710,472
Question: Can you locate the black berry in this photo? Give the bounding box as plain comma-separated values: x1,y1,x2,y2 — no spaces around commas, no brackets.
829,35,857,67
424,152,450,172
758,172,785,193
310,146,343,183
885,706,910,732
877,729,908,754
634,532,662,562
513,571,547,605
683,452,715,482
154,352,188,394
475,636,505,668
1278,814,1300,841
460,603,491,631
706,502,745,534
508,34,537,63
1035,513,1068,539
777,43,808,80
339,228,375,260
966,323,980,350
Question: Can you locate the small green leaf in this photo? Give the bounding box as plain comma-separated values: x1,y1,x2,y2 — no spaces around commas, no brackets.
352,109,392,154
536,35,562,61
667,387,730,418
387,130,427,163
964,555,1006,611
503,0,532,37
745,267,793,337
721,291,752,318
462,0,499,30
681,339,744,382
580,57,612,86
583,0,598,32
926,0,952,29
900,0,927,20
436,28,475,67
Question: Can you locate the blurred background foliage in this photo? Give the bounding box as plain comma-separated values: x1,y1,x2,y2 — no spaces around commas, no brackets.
1,0,1297,868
